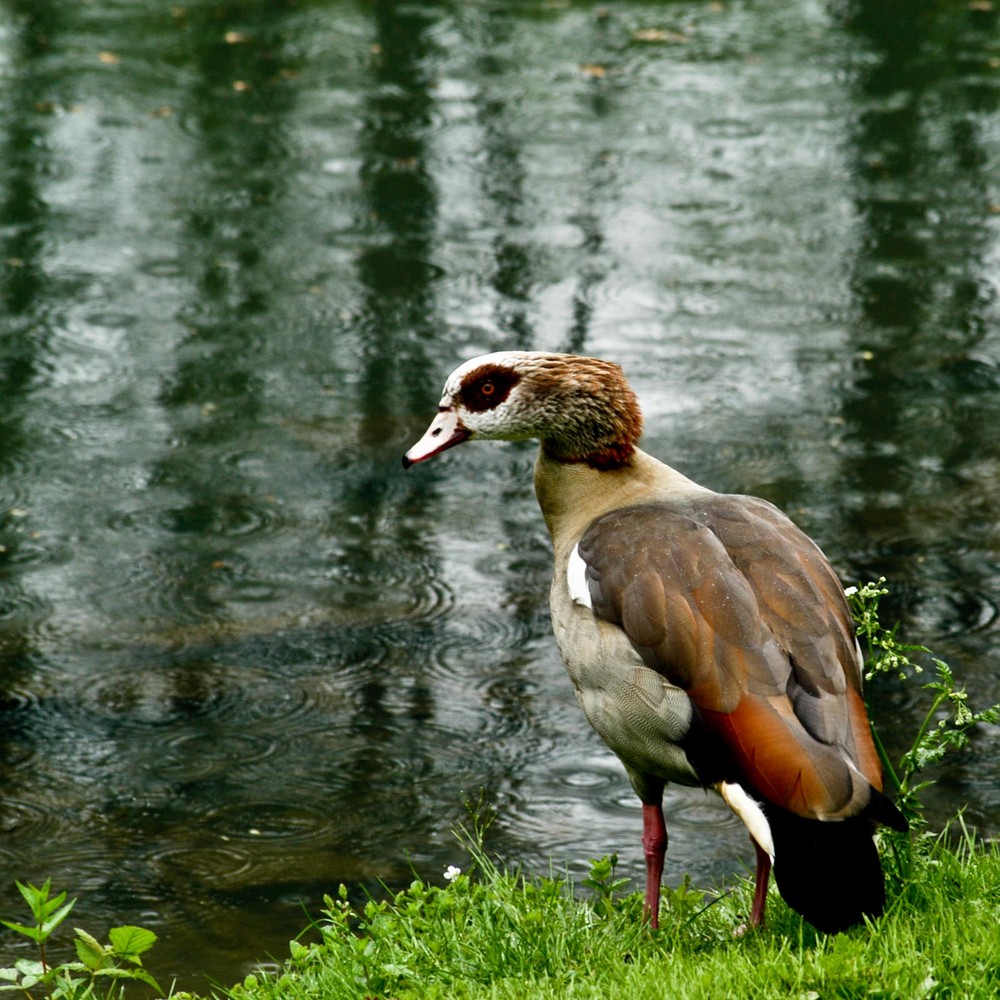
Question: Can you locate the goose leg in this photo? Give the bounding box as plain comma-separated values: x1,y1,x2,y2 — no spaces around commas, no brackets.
641,799,667,929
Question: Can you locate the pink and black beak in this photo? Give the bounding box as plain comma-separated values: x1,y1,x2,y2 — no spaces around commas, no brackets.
402,408,471,468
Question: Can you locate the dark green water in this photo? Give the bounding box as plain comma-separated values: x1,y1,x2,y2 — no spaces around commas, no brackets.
1,0,998,987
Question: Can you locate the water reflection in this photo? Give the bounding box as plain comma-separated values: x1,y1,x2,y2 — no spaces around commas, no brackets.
0,0,59,669
832,0,1000,822
0,0,998,990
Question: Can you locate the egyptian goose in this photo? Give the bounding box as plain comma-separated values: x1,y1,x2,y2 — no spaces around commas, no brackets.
403,351,907,933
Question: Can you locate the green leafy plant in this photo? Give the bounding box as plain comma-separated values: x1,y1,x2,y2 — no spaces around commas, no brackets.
849,578,1000,886
581,854,630,919
0,880,160,1000
849,578,1000,825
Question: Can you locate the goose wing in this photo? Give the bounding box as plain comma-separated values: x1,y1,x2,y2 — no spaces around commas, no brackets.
576,496,882,821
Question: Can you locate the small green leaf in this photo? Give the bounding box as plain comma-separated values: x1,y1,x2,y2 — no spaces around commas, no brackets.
108,925,157,960
0,918,44,941
40,898,76,936
48,972,86,1000
14,879,47,915
131,969,163,991
74,927,108,970
39,888,68,917
92,967,163,991
13,959,45,990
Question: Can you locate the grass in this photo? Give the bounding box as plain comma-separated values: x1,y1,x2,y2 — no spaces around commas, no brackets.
222,819,1000,1000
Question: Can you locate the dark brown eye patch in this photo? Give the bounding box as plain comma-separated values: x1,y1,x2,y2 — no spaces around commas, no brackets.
459,364,521,412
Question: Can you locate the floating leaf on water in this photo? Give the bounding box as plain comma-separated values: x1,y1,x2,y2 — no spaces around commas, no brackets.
632,28,689,44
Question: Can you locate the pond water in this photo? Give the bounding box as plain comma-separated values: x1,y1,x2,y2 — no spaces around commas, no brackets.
1,0,998,988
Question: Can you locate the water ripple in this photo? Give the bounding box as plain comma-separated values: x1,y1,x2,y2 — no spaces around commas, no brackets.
0,798,57,840
326,549,455,626
203,800,333,846
150,844,254,887
157,731,280,780
107,494,289,539
0,588,53,630
939,586,999,637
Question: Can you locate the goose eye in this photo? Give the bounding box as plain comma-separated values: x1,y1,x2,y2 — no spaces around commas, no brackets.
458,365,521,412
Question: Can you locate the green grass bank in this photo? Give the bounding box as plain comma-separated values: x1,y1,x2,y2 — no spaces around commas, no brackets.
221,822,999,1000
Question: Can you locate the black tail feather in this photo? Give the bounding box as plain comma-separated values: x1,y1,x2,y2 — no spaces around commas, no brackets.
765,808,888,934
866,786,910,832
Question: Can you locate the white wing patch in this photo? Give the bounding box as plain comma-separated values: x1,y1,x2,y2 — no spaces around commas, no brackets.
567,543,593,609
719,781,774,860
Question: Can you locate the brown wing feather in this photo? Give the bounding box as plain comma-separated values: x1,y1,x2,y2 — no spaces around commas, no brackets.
700,699,855,815
578,497,882,819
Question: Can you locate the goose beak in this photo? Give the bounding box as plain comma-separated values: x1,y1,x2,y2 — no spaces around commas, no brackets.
402,408,471,468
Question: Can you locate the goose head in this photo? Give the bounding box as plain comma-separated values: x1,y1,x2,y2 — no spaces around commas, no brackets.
402,351,644,471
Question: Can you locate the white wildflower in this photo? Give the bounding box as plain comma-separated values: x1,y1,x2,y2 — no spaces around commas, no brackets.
843,586,858,597
443,865,462,881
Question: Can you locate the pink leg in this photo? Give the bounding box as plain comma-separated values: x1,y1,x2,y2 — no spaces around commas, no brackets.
749,836,771,928
641,801,667,929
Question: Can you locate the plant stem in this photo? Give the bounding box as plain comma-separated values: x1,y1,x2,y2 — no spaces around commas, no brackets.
868,700,902,797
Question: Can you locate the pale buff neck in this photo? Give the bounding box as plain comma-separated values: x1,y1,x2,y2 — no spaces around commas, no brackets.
532,446,711,553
